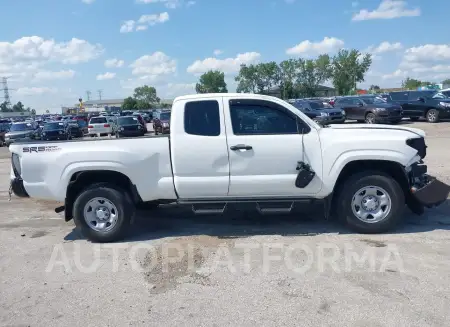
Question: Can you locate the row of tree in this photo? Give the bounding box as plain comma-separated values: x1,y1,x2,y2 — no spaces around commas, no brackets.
122,85,171,110
195,49,373,98
0,101,36,114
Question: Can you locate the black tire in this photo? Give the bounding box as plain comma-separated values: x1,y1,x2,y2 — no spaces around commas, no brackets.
335,171,405,234
426,109,440,123
410,117,420,121
73,184,135,242
365,113,376,124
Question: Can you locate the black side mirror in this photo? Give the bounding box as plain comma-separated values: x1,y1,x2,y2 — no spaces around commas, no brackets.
358,102,364,107
417,97,425,102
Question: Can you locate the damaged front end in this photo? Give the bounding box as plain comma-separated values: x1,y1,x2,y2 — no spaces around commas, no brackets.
407,162,450,213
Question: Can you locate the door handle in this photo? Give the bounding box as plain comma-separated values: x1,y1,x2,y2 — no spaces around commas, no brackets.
230,144,253,151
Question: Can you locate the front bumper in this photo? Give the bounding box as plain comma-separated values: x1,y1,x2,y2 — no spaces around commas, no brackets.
316,116,346,124
10,177,29,198
409,164,450,208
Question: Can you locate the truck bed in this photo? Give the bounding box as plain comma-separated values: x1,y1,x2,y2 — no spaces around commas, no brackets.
10,135,177,202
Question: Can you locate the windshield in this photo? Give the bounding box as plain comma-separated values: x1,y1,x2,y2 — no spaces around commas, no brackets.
90,117,107,124
159,112,171,120
10,123,33,132
361,97,386,104
432,92,449,99
118,117,139,125
44,122,65,130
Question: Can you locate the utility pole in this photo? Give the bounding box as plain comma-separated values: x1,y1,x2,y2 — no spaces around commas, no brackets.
97,89,103,100
86,90,92,101
1,77,15,110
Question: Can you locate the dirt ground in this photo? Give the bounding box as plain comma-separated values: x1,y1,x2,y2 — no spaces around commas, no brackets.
1,121,450,327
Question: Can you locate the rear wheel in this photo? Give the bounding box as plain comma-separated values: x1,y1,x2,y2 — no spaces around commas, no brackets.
336,171,405,233
426,109,440,123
365,113,376,124
73,184,135,242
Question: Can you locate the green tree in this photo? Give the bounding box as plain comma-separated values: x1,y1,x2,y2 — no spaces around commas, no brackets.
331,49,372,95
195,70,228,93
442,79,450,85
0,102,10,112
136,100,151,110
235,64,259,93
401,78,422,89
30,109,36,116
369,85,381,93
45,109,50,114
12,101,24,112
122,96,138,110
296,54,333,97
279,59,300,99
133,85,160,104
255,62,281,94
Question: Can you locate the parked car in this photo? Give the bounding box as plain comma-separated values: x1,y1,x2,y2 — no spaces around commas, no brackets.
41,121,72,141
88,116,113,137
291,99,346,124
333,95,403,124
4,122,40,146
384,90,450,123
153,111,171,134
9,93,450,242
115,116,146,138
131,113,148,132
0,119,10,147
67,121,84,138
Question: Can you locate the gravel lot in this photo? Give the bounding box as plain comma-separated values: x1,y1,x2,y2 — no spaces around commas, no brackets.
1,121,450,327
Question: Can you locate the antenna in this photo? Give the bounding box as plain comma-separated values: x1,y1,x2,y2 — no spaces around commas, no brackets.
86,90,92,101
97,89,103,100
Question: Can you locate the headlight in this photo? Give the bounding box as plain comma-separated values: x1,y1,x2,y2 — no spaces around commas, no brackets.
341,110,346,115
42,132,46,136
120,127,124,131
375,107,386,111
320,112,329,117
59,130,63,134
138,125,142,129
439,102,450,108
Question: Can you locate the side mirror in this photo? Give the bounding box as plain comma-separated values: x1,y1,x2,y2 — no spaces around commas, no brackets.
417,97,425,102
358,102,364,107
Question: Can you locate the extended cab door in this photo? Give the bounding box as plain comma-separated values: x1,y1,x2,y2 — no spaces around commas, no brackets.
389,92,410,115
170,98,230,198
223,97,323,197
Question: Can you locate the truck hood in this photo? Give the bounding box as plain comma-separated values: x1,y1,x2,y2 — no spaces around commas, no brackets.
325,123,426,137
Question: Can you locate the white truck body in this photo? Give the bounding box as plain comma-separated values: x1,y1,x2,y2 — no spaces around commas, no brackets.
8,93,449,242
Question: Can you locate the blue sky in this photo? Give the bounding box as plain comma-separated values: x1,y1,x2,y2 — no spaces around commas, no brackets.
1,0,449,112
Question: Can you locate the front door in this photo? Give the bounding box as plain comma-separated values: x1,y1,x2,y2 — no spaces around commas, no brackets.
223,98,323,197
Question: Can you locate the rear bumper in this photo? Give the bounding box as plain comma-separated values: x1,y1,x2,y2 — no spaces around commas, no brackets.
409,164,450,207
10,177,29,198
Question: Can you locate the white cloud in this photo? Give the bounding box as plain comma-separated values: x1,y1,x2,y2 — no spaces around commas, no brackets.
403,44,450,64
286,37,344,56
365,41,403,54
96,72,116,80
130,51,177,77
352,0,420,21
187,52,261,75
138,12,169,25
213,49,223,56
16,87,57,96
33,70,76,81
136,0,195,9
0,36,103,65
104,58,124,68
120,20,136,33
120,13,169,33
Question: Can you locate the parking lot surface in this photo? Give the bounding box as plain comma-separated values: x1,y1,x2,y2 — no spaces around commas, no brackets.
1,121,450,326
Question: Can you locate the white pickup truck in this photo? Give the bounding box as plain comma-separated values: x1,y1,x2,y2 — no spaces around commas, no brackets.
9,93,450,242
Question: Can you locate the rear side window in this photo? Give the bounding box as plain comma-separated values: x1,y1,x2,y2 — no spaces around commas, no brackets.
390,92,408,101
184,100,220,136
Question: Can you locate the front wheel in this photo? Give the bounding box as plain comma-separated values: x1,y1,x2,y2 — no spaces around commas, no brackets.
336,172,405,234
365,113,376,124
73,184,135,242
426,109,440,123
